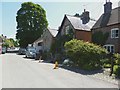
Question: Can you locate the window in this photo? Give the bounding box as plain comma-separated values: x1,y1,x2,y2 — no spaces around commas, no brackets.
103,45,115,53
38,42,42,46
111,28,119,38
65,25,70,35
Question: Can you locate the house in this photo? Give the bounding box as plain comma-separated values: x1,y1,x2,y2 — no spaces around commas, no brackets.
57,10,95,42
33,28,58,52
91,1,120,53
33,38,43,53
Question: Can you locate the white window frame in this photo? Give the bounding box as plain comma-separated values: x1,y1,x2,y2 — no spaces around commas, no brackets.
65,25,70,35
111,28,119,38
103,44,115,53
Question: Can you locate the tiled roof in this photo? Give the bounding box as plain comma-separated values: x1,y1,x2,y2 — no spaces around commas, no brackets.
33,28,58,43
48,28,58,37
92,7,120,29
66,14,95,31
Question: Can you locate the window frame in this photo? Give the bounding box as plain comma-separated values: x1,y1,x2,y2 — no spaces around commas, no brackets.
65,25,70,35
103,44,115,53
111,28,119,38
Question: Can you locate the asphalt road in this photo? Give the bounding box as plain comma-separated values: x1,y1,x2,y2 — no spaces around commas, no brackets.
1,53,119,88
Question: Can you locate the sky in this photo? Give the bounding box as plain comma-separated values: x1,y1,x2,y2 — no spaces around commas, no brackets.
0,0,119,39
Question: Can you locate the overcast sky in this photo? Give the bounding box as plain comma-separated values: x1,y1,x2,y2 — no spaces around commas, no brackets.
0,0,119,39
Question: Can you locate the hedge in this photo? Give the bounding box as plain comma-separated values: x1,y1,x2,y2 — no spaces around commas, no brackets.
64,39,108,70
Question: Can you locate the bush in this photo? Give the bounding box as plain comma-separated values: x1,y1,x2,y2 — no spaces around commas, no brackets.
114,53,120,65
42,51,51,60
64,39,108,70
103,63,111,68
101,58,111,66
113,65,120,78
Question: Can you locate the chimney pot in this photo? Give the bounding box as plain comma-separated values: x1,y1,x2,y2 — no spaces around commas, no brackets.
84,9,86,12
81,10,90,24
104,0,112,14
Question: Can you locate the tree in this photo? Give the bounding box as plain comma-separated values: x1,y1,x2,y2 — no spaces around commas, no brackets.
16,2,48,47
2,38,19,47
8,38,19,47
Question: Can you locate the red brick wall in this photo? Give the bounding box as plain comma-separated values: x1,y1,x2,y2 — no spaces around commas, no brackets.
75,30,92,42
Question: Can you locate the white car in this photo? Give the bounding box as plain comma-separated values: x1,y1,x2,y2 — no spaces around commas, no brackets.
25,48,36,58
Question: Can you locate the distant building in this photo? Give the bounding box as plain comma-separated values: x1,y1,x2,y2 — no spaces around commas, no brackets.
0,34,7,46
57,10,95,42
92,1,120,53
33,28,58,52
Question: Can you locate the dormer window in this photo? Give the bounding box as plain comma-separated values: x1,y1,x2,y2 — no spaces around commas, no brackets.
111,28,119,38
65,25,70,35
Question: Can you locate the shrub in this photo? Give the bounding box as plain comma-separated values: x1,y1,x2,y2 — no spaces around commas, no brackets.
114,53,120,65
103,63,111,68
64,39,108,70
113,65,120,78
42,51,51,60
101,58,111,66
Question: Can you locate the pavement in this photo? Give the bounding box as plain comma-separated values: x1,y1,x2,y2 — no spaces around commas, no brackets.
0,54,2,89
1,53,119,88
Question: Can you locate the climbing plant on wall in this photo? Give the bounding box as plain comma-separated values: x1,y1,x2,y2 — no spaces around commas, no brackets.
92,31,109,45
50,28,74,57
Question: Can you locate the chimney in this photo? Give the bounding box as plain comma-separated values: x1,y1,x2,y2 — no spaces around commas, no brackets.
104,0,112,14
81,9,90,24
74,13,80,17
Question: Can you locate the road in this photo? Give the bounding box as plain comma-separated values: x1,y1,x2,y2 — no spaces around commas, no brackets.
1,53,119,88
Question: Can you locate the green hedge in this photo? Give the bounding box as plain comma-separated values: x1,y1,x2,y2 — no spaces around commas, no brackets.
113,65,120,78
64,39,108,70
114,53,120,65
103,63,111,68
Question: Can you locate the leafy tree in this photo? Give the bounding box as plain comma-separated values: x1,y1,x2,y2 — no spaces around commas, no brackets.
2,39,13,47
14,40,19,47
64,39,108,70
8,38,19,47
16,2,48,47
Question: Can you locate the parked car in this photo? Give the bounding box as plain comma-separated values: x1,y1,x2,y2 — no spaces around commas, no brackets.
25,48,36,58
0,46,2,54
2,47,6,54
18,48,26,55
